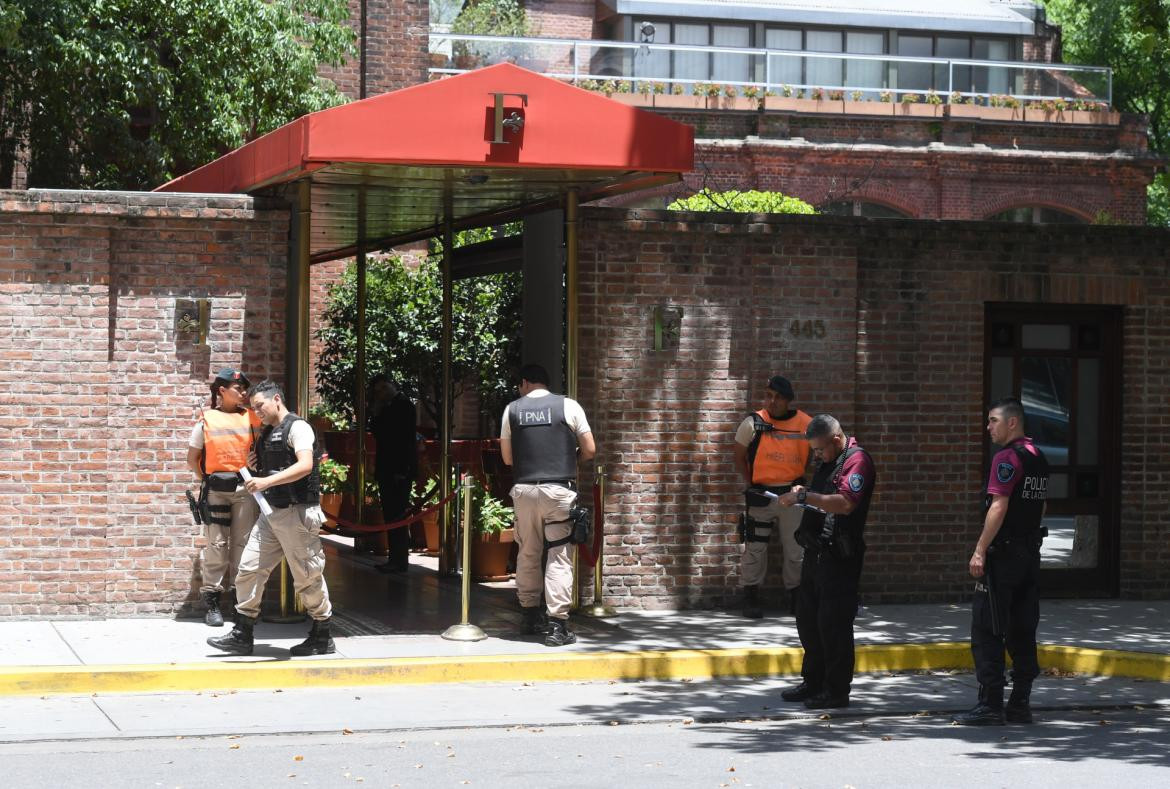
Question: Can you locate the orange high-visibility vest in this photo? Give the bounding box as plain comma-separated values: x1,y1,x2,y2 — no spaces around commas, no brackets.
751,409,812,486
200,408,260,473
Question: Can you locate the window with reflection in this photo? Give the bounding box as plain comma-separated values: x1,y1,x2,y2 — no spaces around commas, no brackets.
989,207,1086,224
822,200,909,219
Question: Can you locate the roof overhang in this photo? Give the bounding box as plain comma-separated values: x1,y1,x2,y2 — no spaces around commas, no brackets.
156,64,694,263
613,0,1037,35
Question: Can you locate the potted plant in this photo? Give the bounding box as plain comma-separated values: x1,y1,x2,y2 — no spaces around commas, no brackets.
416,475,451,555
318,456,348,525
470,482,516,581
609,78,653,107
654,81,706,110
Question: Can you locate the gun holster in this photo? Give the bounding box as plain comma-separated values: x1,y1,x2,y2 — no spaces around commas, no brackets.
185,490,203,526
569,505,592,546
548,505,592,549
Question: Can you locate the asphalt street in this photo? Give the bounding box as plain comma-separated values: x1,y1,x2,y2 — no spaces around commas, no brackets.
3,702,1168,789
2,671,1168,788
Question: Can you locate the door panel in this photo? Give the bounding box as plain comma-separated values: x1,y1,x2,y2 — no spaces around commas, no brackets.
985,305,1120,596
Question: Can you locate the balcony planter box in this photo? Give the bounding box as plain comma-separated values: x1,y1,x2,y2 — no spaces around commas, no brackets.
764,96,843,114
608,93,654,108
946,104,1023,122
653,93,707,110
896,103,943,118
842,100,893,116
706,95,761,112
1070,109,1121,125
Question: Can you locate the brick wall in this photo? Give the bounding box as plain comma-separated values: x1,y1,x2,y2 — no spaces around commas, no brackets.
525,0,598,39
0,190,288,617
577,207,1170,608
320,0,430,99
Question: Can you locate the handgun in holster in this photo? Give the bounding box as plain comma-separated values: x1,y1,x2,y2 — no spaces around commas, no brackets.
185,487,204,526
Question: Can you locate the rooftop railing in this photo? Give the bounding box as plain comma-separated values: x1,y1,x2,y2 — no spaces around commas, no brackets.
428,33,1113,106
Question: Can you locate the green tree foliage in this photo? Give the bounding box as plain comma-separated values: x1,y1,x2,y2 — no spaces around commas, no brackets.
315,249,522,432
450,0,529,36
668,189,817,214
0,0,355,189
1041,1,1170,224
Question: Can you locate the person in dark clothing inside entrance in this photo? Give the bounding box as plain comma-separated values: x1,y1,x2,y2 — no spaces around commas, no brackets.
776,414,877,710
369,374,419,574
956,396,1049,726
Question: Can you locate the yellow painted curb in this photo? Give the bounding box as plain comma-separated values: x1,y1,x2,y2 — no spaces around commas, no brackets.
0,642,1164,697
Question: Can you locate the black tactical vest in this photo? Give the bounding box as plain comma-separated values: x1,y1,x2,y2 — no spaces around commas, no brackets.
258,412,321,508
508,394,578,484
797,445,876,544
988,442,1049,546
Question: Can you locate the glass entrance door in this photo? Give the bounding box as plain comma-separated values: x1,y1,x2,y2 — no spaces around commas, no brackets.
985,305,1121,596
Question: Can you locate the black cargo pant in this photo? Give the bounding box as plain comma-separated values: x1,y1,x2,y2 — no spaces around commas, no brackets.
377,472,414,562
971,541,1041,689
796,547,865,698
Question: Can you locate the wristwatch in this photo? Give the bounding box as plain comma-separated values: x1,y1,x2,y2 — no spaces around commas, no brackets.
796,489,807,504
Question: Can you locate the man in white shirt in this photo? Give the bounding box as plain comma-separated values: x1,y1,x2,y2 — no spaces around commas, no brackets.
500,364,596,647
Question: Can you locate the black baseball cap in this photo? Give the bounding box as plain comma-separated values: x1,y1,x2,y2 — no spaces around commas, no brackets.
213,367,251,389
767,375,795,400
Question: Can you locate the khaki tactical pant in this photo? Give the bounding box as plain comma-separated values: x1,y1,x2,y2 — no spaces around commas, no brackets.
511,483,577,620
234,503,332,621
741,496,804,590
199,486,259,594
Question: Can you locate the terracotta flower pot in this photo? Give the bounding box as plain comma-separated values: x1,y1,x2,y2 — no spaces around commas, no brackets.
470,528,516,581
422,509,440,556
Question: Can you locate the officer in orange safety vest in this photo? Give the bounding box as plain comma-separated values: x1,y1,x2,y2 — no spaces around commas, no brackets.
185,368,261,627
732,375,813,619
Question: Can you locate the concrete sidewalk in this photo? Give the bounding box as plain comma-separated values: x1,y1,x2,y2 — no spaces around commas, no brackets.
2,596,1167,696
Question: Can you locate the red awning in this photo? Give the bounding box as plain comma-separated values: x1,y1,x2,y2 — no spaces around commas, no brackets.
156,64,694,262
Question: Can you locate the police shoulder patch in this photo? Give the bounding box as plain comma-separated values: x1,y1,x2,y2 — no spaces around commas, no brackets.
848,473,865,492
996,461,1015,483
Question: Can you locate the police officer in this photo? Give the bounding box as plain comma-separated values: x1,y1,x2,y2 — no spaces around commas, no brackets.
957,396,1049,726
369,374,419,574
777,414,876,709
207,380,335,657
732,375,811,618
500,364,596,647
185,368,260,627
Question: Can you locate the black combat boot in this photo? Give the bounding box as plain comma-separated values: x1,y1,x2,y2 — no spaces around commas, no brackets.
742,585,763,619
804,690,850,709
955,684,1005,726
780,681,820,702
520,605,548,636
544,618,577,647
290,618,337,656
202,590,224,627
207,615,256,655
1005,680,1034,724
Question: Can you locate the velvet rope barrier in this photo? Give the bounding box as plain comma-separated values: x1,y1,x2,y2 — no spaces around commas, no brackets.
320,485,460,534
577,482,605,568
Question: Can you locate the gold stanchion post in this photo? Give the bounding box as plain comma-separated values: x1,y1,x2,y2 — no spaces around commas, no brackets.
441,473,486,641
582,464,616,617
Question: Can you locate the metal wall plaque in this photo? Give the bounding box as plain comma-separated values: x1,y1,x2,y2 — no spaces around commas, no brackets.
653,306,683,351
174,298,210,346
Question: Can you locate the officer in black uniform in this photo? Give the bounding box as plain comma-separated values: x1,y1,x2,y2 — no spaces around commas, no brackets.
957,396,1049,726
777,414,877,710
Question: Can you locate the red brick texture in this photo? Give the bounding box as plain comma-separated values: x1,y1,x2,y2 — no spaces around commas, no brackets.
320,0,430,99
577,207,1170,608
0,191,288,617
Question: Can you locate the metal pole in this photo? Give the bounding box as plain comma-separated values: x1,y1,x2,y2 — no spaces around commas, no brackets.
355,187,367,530
565,189,580,608
269,179,313,623
582,464,615,617
439,197,455,575
441,473,486,641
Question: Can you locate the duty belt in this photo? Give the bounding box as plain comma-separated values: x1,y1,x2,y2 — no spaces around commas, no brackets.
529,479,577,490
756,484,794,495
